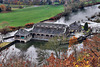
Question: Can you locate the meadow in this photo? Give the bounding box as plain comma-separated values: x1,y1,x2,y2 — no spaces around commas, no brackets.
0,5,64,27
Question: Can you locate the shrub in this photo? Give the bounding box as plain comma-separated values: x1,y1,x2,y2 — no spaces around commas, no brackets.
0,28,10,34
6,6,11,11
25,23,34,28
8,26,16,31
16,26,24,30
49,17,57,20
19,6,24,9
0,4,6,11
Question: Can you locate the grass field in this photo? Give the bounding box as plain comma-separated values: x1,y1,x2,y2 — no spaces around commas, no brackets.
0,0,99,27
0,5,64,27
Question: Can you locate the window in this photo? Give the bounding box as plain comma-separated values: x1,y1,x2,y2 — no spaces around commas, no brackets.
50,35,53,37
16,35,19,37
46,35,49,37
21,36,24,39
41,34,44,36
37,34,40,36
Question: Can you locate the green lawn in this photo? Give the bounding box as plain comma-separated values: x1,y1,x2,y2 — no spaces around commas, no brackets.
0,5,64,27
96,0,100,2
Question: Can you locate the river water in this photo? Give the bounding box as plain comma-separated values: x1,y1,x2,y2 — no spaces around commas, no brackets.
0,4,100,66
55,4,100,26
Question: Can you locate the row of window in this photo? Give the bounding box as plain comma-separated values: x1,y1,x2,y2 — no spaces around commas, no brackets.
33,34,54,37
35,25,66,29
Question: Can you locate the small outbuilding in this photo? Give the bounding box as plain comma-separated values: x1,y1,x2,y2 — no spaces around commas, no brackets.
14,29,32,43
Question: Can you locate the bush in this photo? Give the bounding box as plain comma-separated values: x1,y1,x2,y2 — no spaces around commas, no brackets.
19,6,24,9
0,28,10,34
98,6,100,9
25,23,34,28
8,26,16,31
0,4,6,11
6,6,11,11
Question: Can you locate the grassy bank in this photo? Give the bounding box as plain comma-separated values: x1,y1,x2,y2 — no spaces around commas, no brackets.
0,5,64,27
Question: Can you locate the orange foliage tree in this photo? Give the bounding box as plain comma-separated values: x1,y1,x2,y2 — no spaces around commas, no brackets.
83,34,100,67
0,5,6,11
69,36,78,47
44,34,100,67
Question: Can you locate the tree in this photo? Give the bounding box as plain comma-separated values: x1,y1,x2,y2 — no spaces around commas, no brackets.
83,34,100,67
84,22,88,31
0,4,6,11
36,49,49,66
0,21,9,29
44,34,100,67
0,21,9,34
41,36,67,58
83,34,100,57
69,36,78,47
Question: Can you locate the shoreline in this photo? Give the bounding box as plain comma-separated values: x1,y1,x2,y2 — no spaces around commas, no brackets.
40,2,100,22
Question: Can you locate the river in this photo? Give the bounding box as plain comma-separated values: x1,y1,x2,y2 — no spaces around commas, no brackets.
0,4,100,66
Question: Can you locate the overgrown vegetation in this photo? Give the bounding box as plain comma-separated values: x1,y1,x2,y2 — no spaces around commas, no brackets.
43,34,100,67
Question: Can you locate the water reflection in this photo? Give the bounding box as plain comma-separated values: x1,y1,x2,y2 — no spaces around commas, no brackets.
55,4,100,25
15,40,46,51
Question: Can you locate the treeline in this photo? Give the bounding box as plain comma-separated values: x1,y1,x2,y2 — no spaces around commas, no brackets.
3,0,65,5
0,4,11,12
64,0,100,13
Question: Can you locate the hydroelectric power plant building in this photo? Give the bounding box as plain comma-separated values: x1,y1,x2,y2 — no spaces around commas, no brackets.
14,23,69,42
30,23,69,41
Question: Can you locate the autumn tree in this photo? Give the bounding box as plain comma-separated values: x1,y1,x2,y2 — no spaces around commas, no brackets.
41,36,68,58
0,4,6,11
69,36,78,47
44,34,100,67
82,34,100,67
36,49,49,66
83,34,100,57
0,21,9,34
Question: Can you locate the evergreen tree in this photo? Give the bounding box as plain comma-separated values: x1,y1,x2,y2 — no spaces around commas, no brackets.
0,8,2,12
84,22,88,31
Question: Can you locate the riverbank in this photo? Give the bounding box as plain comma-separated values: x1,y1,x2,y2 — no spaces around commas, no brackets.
0,2,100,28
